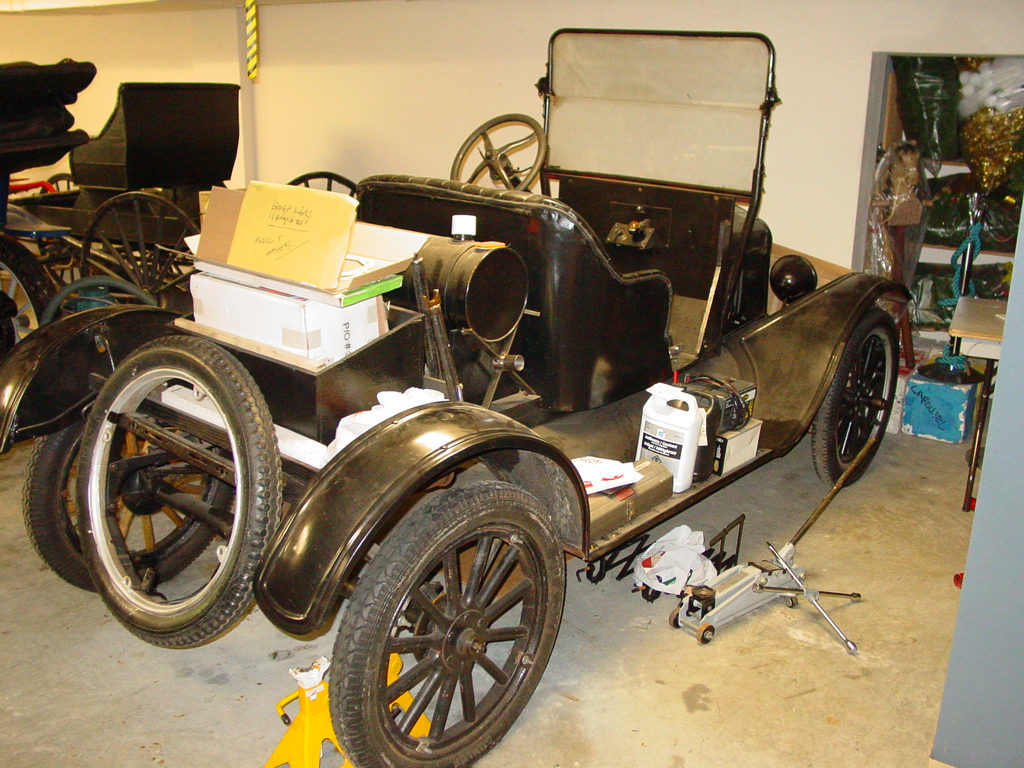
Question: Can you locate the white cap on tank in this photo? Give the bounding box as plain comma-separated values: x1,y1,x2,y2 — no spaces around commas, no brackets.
451,214,476,240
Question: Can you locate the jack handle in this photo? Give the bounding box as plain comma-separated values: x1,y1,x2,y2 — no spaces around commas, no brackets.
274,690,299,726
789,436,878,548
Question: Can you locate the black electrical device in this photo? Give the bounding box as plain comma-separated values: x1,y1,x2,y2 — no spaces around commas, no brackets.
682,376,755,432
689,391,722,483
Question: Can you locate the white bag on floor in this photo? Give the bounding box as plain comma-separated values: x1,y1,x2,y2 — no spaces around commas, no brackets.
633,524,717,595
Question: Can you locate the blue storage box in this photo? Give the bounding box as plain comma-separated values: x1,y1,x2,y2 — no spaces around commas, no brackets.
901,371,977,443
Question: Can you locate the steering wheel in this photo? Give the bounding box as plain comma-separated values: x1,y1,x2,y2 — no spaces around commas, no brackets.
450,113,548,191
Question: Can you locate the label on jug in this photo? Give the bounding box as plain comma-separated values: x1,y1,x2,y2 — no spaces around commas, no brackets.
639,428,684,460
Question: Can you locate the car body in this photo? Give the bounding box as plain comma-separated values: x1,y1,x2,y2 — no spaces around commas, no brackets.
0,29,907,768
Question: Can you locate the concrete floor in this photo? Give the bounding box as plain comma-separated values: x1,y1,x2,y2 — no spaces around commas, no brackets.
0,431,972,768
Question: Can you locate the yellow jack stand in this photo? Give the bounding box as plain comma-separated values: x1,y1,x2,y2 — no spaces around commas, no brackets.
265,657,341,768
265,655,430,768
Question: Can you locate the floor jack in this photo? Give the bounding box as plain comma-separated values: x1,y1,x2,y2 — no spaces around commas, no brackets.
669,438,877,655
266,655,430,768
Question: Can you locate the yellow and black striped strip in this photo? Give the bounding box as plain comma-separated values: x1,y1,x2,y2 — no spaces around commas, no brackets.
245,0,259,80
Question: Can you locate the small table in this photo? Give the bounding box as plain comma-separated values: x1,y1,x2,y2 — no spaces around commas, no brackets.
948,297,1005,511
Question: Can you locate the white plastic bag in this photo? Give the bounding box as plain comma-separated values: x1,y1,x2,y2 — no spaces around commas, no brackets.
633,524,717,595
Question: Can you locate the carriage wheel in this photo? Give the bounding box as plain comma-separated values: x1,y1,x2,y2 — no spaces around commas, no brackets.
811,308,898,484
46,172,76,193
23,414,212,593
287,170,357,195
331,480,565,768
0,235,54,351
77,335,282,647
78,191,198,311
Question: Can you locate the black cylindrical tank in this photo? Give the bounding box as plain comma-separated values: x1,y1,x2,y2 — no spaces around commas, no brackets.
393,236,529,342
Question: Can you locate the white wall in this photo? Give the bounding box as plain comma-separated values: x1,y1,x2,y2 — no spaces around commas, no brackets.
0,7,245,182
3,0,1023,265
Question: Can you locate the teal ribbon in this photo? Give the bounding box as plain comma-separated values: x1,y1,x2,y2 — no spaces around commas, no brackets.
936,221,984,372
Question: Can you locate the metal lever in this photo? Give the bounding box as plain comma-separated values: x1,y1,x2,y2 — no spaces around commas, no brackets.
766,542,859,655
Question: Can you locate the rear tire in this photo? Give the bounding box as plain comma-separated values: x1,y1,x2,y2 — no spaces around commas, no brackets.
811,308,897,484
331,480,565,768
23,422,94,591
77,335,282,647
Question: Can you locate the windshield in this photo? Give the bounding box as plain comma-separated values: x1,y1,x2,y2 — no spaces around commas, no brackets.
545,30,776,194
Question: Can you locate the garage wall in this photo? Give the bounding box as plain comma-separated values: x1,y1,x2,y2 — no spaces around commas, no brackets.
0,7,246,184
2,0,1023,265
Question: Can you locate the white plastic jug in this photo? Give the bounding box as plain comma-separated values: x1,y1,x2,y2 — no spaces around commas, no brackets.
636,383,703,493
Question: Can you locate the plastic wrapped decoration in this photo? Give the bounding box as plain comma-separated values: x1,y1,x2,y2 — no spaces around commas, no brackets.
958,57,1024,193
865,142,935,288
910,261,1011,329
925,173,1020,253
892,56,961,163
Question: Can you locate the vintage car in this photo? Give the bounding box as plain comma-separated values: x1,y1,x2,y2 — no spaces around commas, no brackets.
0,29,905,768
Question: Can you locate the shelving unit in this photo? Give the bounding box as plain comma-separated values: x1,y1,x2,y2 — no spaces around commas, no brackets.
855,54,1021,273
855,53,1019,360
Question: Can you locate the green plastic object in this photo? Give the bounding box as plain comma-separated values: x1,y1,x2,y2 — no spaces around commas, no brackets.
892,56,961,163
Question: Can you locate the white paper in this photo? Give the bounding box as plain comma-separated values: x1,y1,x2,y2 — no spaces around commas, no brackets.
571,456,644,494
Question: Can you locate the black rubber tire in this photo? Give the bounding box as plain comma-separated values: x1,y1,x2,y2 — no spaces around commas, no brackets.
22,422,94,590
811,307,898,485
331,480,565,768
23,418,213,593
0,235,55,347
77,335,282,648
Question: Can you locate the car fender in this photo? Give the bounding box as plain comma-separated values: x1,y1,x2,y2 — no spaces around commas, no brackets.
255,400,586,636
722,271,909,452
0,305,178,453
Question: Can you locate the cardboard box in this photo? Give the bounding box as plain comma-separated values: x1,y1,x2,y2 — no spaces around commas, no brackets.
196,185,428,296
189,271,382,365
712,418,762,475
195,259,403,308
901,371,976,443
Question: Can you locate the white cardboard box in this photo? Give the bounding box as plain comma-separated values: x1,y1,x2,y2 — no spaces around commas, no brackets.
160,385,330,469
712,418,762,475
189,271,381,365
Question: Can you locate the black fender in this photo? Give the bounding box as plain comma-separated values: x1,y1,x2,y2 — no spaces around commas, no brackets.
722,271,909,451
0,305,178,453
255,400,586,636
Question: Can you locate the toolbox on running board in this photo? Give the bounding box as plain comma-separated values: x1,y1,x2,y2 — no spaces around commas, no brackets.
588,459,674,542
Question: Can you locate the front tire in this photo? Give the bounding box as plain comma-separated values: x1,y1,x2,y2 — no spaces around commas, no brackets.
331,480,566,768
77,335,282,647
811,307,897,484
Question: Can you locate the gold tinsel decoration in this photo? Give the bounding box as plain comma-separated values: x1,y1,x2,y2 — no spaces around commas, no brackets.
959,106,1024,192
